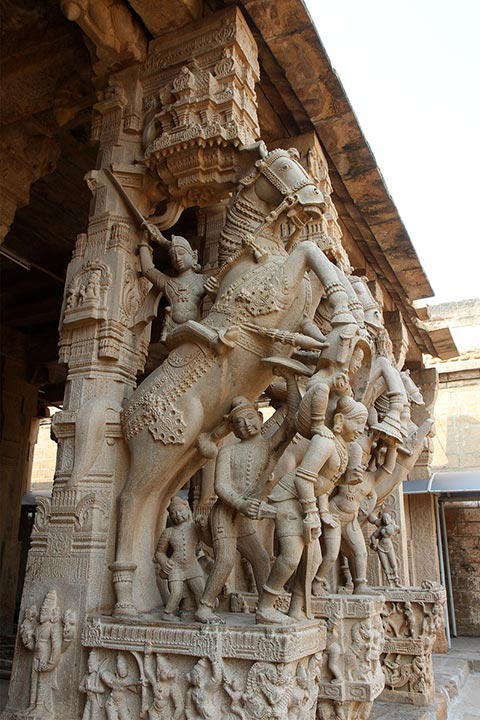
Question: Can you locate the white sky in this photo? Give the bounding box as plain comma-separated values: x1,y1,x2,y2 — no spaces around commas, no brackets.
304,0,480,304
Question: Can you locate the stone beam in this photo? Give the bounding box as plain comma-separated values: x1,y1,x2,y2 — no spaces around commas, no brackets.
127,0,202,37
0,123,60,242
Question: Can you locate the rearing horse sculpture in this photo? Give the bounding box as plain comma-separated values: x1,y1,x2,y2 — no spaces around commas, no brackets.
111,147,358,615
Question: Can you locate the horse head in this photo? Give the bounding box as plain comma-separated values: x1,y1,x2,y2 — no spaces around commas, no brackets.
220,147,327,264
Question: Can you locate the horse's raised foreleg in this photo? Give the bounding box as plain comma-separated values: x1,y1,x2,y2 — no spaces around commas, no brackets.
291,241,354,326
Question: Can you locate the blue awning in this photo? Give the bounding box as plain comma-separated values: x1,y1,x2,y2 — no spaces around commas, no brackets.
403,471,480,499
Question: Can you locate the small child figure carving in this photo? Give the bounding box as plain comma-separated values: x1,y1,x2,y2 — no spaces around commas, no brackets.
154,496,205,621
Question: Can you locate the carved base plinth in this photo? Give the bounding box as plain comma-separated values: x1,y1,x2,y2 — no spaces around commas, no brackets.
378,583,446,706
81,611,327,719
312,595,386,720
231,592,386,720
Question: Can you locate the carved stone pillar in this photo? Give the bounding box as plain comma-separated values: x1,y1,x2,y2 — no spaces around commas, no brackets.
5,63,152,719
379,583,446,706
313,595,386,720
6,7,263,717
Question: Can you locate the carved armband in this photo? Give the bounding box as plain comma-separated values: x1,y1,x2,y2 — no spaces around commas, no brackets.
295,467,318,484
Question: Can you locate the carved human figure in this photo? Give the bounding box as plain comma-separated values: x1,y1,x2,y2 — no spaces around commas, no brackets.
79,650,107,720
112,146,361,617
20,590,66,720
153,496,205,621
142,644,183,720
195,368,301,624
326,619,343,684
223,673,246,719
369,510,401,587
85,269,101,301
256,396,368,623
242,661,297,719
100,653,136,720
20,605,38,648
139,229,207,341
184,657,224,720
421,601,443,638
313,429,402,597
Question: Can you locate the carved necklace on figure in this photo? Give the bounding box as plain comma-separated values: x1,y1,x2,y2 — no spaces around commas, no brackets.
332,435,348,484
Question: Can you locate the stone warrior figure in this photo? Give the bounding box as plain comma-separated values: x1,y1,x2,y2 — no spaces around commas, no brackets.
195,366,301,624
79,650,107,720
138,227,207,341
369,510,401,587
100,653,137,720
256,395,367,623
184,656,224,720
20,590,73,720
142,643,183,720
153,495,205,621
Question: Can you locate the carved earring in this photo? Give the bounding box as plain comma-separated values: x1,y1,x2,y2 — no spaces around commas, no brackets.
333,413,344,434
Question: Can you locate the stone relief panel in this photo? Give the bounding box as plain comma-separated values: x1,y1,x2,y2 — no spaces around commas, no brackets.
18,590,76,720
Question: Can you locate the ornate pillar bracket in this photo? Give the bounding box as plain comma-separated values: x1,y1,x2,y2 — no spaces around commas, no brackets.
0,123,60,242
142,5,260,209
60,0,148,82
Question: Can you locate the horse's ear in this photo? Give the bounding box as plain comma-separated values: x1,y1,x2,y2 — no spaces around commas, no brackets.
236,140,268,182
287,147,300,159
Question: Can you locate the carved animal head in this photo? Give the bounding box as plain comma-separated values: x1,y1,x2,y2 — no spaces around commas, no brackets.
252,148,327,221
220,146,327,264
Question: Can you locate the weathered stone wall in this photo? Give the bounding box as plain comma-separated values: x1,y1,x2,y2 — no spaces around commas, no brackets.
431,365,480,472
444,502,480,636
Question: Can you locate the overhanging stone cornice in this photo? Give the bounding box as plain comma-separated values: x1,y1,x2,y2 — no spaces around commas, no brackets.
225,0,459,359
232,0,434,304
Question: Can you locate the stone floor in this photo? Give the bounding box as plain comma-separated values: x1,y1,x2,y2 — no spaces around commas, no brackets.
1,636,478,717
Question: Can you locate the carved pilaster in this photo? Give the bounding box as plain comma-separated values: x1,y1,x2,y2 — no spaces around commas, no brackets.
379,584,446,706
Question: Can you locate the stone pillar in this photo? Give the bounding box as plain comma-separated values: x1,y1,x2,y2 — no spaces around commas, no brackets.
0,328,40,632
313,595,386,720
4,63,152,719
5,7,262,717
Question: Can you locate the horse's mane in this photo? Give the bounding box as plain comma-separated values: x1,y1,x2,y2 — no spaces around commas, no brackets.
218,181,264,265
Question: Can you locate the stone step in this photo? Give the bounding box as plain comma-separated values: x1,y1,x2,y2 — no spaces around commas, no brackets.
371,658,473,720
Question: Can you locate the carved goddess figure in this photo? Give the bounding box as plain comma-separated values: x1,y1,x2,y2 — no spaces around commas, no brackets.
195,367,301,624
369,510,401,587
153,495,205,621
139,228,207,341
256,395,367,624
20,590,65,720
